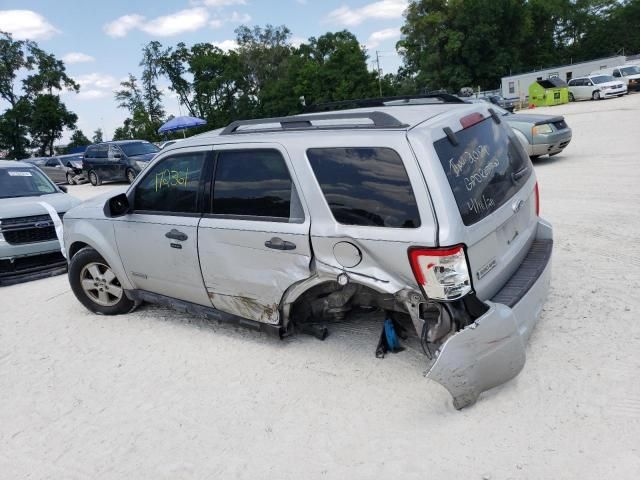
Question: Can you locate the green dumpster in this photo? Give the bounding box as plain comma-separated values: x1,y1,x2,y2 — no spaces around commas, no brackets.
528,78,569,106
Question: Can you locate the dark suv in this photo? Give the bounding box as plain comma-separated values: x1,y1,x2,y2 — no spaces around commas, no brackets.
83,140,160,186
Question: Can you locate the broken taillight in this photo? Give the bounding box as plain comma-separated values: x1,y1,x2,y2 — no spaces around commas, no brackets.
534,182,540,216
408,246,472,301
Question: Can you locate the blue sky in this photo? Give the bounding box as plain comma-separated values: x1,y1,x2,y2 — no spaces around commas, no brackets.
0,0,407,143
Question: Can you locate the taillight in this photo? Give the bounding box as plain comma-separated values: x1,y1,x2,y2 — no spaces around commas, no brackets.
408,245,472,301
534,182,540,216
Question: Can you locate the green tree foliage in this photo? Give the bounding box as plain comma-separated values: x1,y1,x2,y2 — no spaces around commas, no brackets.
92,128,103,143
399,0,640,92
0,31,78,158
66,129,90,152
29,94,78,156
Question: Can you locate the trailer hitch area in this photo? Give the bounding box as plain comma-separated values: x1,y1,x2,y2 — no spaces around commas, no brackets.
426,302,526,410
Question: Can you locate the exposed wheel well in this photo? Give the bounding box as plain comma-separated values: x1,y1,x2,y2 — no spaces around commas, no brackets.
68,241,89,259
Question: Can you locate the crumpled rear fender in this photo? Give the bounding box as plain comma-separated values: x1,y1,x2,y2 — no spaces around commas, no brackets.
426,302,526,409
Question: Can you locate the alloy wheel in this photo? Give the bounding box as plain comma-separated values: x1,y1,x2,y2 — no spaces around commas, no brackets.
80,262,124,307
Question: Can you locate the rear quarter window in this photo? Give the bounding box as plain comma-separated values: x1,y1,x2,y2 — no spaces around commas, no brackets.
433,116,532,225
307,147,420,228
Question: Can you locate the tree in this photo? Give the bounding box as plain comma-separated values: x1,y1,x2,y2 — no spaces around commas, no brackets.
66,129,90,152
92,128,103,143
0,31,79,158
28,94,77,155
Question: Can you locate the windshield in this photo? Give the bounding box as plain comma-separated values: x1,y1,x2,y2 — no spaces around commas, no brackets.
0,168,58,199
119,142,160,157
592,75,615,84
621,66,640,76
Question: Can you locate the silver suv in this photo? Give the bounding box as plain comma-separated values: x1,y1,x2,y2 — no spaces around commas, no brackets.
64,99,553,409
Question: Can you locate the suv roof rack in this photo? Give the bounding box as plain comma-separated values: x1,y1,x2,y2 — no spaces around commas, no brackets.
220,111,408,135
306,93,465,113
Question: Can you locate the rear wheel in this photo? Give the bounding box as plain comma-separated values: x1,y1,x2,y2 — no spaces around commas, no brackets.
66,172,75,185
592,90,601,100
69,247,135,315
88,170,101,186
126,168,136,184
568,92,575,102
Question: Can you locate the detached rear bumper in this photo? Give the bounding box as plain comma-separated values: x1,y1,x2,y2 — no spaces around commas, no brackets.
426,219,553,409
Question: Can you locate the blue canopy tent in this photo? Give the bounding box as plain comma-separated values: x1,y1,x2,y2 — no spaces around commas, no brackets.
158,116,207,138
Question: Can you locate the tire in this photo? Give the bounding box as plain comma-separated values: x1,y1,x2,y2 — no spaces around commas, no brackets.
530,155,541,160
88,170,102,186
66,172,75,185
69,247,135,315
569,92,575,102
592,90,601,100
126,168,136,184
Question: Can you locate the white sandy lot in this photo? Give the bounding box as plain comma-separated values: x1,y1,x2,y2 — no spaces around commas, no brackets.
1,95,640,480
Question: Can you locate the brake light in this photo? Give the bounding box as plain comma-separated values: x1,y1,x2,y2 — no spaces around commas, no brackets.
408,245,472,301
460,112,484,129
534,182,540,216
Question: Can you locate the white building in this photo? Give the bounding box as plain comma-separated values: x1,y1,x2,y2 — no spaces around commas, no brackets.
501,55,627,100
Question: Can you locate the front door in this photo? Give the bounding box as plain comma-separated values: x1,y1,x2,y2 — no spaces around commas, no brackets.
113,148,211,305
108,145,126,181
197,145,311,325
43,157,65,183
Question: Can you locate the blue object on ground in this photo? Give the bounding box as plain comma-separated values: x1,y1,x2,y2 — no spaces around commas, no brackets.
384,318,401,351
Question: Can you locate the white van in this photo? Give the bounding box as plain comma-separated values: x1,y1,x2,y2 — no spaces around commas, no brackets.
592,65,640,91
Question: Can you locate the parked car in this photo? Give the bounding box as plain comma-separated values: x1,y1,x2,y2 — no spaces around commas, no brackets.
23,153,86,185
83,140,160,186
568,75,627,101
481,94,515,112
466,100,572,158
592,65,640,91
0,160,81,286
63,100,553,410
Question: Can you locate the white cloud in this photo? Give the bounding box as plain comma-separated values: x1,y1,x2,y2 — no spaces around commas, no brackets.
66,73,119,100
0,10,59,40
103,14,144,38
327,0,408,26
290,36,306,48
62,52,95,64
77,89,109,100
229,11,251,23
212,40,239,52
103,8,209,38
210,19,224,29
196,0,247,6
366,27,401,49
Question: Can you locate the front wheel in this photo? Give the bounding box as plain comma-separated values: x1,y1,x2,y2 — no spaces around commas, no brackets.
66,172,75,185
69,247,135,315
88,170,102,186
569,92,575,102
592,90,601,100
126,168,136,184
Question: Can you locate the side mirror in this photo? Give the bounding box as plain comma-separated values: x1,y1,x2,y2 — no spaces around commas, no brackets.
104,193,130,217
59,185,68,193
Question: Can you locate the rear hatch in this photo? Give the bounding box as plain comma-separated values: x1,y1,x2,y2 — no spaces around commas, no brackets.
409,107,538,301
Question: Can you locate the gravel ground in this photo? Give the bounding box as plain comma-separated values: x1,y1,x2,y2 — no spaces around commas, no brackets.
1,95,639,479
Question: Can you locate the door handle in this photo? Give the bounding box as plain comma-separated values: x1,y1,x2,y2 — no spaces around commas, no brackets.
265,237,296,251
165,229,188,241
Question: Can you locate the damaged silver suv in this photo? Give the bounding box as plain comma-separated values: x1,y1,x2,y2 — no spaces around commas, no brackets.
63,95,553,409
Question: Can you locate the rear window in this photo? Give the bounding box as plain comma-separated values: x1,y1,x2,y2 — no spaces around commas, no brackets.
433,116,532,225
307,147,420,228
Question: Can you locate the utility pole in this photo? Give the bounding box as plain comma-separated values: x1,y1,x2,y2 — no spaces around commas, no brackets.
376,50,383,97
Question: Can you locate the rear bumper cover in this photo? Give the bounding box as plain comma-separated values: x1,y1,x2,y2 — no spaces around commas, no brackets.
532,131,572,156
425,219,553,409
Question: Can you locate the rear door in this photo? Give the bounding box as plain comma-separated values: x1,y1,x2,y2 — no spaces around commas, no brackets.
108,145,126,180
197,144,311,325
409,107,538,301
113,148,211,305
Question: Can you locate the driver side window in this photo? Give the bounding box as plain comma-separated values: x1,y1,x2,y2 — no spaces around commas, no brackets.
134,152,207,214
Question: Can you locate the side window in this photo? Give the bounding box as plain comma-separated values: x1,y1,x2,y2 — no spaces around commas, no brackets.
307,147,421,228
45,158,59,167
134,152,206,214
211,149,301,222
96,145,108,159
109,145,121,159
84,147,95,159
508,81,515,94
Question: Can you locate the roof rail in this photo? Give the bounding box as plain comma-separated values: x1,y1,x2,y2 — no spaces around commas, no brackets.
306,93,465,113
220,111,408,135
